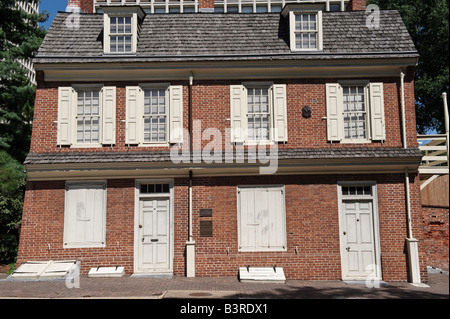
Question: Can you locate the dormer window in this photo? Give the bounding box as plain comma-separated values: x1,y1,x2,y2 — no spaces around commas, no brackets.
109,16,133,53
294,12,319,50
101,6,145,55
282,4,323,52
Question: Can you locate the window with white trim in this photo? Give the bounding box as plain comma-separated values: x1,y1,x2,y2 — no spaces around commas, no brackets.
229,83,287,144
76,89,100,144
143,88,167,143
342,85,368,140
109,16,133,53
57,85,116,147
63,182,106,248
238,186,287,252
125,84,183,145
326,82,386,143
102,7,144,55
289,11,323,51
247,88,270,141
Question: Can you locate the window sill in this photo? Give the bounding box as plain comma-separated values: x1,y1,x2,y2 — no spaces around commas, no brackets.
64,243,106,249
339,139,372,144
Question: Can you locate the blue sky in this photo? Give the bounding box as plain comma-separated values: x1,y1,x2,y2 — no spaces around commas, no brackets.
39,0,68,30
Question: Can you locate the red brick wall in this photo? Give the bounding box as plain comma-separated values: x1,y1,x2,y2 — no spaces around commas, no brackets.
29,70,418,154
17,173,427,281
421,206,449,271
67,0,94,13
347,0,366,11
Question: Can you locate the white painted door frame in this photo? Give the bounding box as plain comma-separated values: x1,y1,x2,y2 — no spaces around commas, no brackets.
134,179,174,275
337,181,382,281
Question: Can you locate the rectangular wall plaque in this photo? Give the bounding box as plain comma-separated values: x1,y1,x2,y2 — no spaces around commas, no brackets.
200,208,212,217
200,221,213,237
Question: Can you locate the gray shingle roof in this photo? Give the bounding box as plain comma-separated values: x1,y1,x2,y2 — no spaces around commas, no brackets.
34,10,417,63
24,148,422,165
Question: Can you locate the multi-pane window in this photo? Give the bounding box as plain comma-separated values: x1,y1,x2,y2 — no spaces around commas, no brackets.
77,89,100,144
140,183,170,194
110,16,132,53
342,186,372,196
342,86,367,140
294,13,318,50
247,88,270,141
143,89,167,143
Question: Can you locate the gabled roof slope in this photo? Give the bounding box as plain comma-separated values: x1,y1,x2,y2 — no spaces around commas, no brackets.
35,10,417,63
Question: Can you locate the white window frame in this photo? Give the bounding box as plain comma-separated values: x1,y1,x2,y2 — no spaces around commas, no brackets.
237,185,287,252
244,82,273,144
230,81,287,145
141,84,170,145
59,84,117,148
326,80,385,143
104,12,138,54
340,81,371,143
289,10,323,52
74,86,103,147
125,83,183,146
63,181,107,249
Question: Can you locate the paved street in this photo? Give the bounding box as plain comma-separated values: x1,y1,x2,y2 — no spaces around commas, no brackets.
0,271,447,299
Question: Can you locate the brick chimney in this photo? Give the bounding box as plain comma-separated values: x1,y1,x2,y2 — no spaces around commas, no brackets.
67,0,94,13
347,0,366,11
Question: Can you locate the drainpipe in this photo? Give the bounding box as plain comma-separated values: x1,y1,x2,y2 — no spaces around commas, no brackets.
186,73,195,277
400,70,407,149
401,70,421,283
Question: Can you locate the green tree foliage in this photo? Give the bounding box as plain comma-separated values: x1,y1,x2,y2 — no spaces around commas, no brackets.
0,151,26,264
1,0,47,162
367,0,449,134
1,0,47,264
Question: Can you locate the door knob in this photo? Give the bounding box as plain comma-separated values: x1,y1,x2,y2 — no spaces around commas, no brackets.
139,225,143,228
346,247,350,252
343,231,347,235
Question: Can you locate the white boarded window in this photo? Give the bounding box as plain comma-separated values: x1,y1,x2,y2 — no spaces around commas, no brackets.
238,186,287,252
64,182,106,248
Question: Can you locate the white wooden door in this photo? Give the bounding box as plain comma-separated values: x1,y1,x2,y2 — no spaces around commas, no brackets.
341,200,377,280
138,198,170,272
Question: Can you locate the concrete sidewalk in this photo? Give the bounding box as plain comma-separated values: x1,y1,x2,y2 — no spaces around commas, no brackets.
0,271,448,299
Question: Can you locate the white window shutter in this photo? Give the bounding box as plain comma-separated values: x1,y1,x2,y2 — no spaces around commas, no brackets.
169,85,184,144
326,83,343,142
64,183,106,247
238,187,286,252
369,82,386,141
57,87,74,146
125,86,141,144
101,86,116,145
230,85,247,143
272,84,288,142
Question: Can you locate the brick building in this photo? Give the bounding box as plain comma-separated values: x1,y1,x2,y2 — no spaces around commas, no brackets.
17,0,428,283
